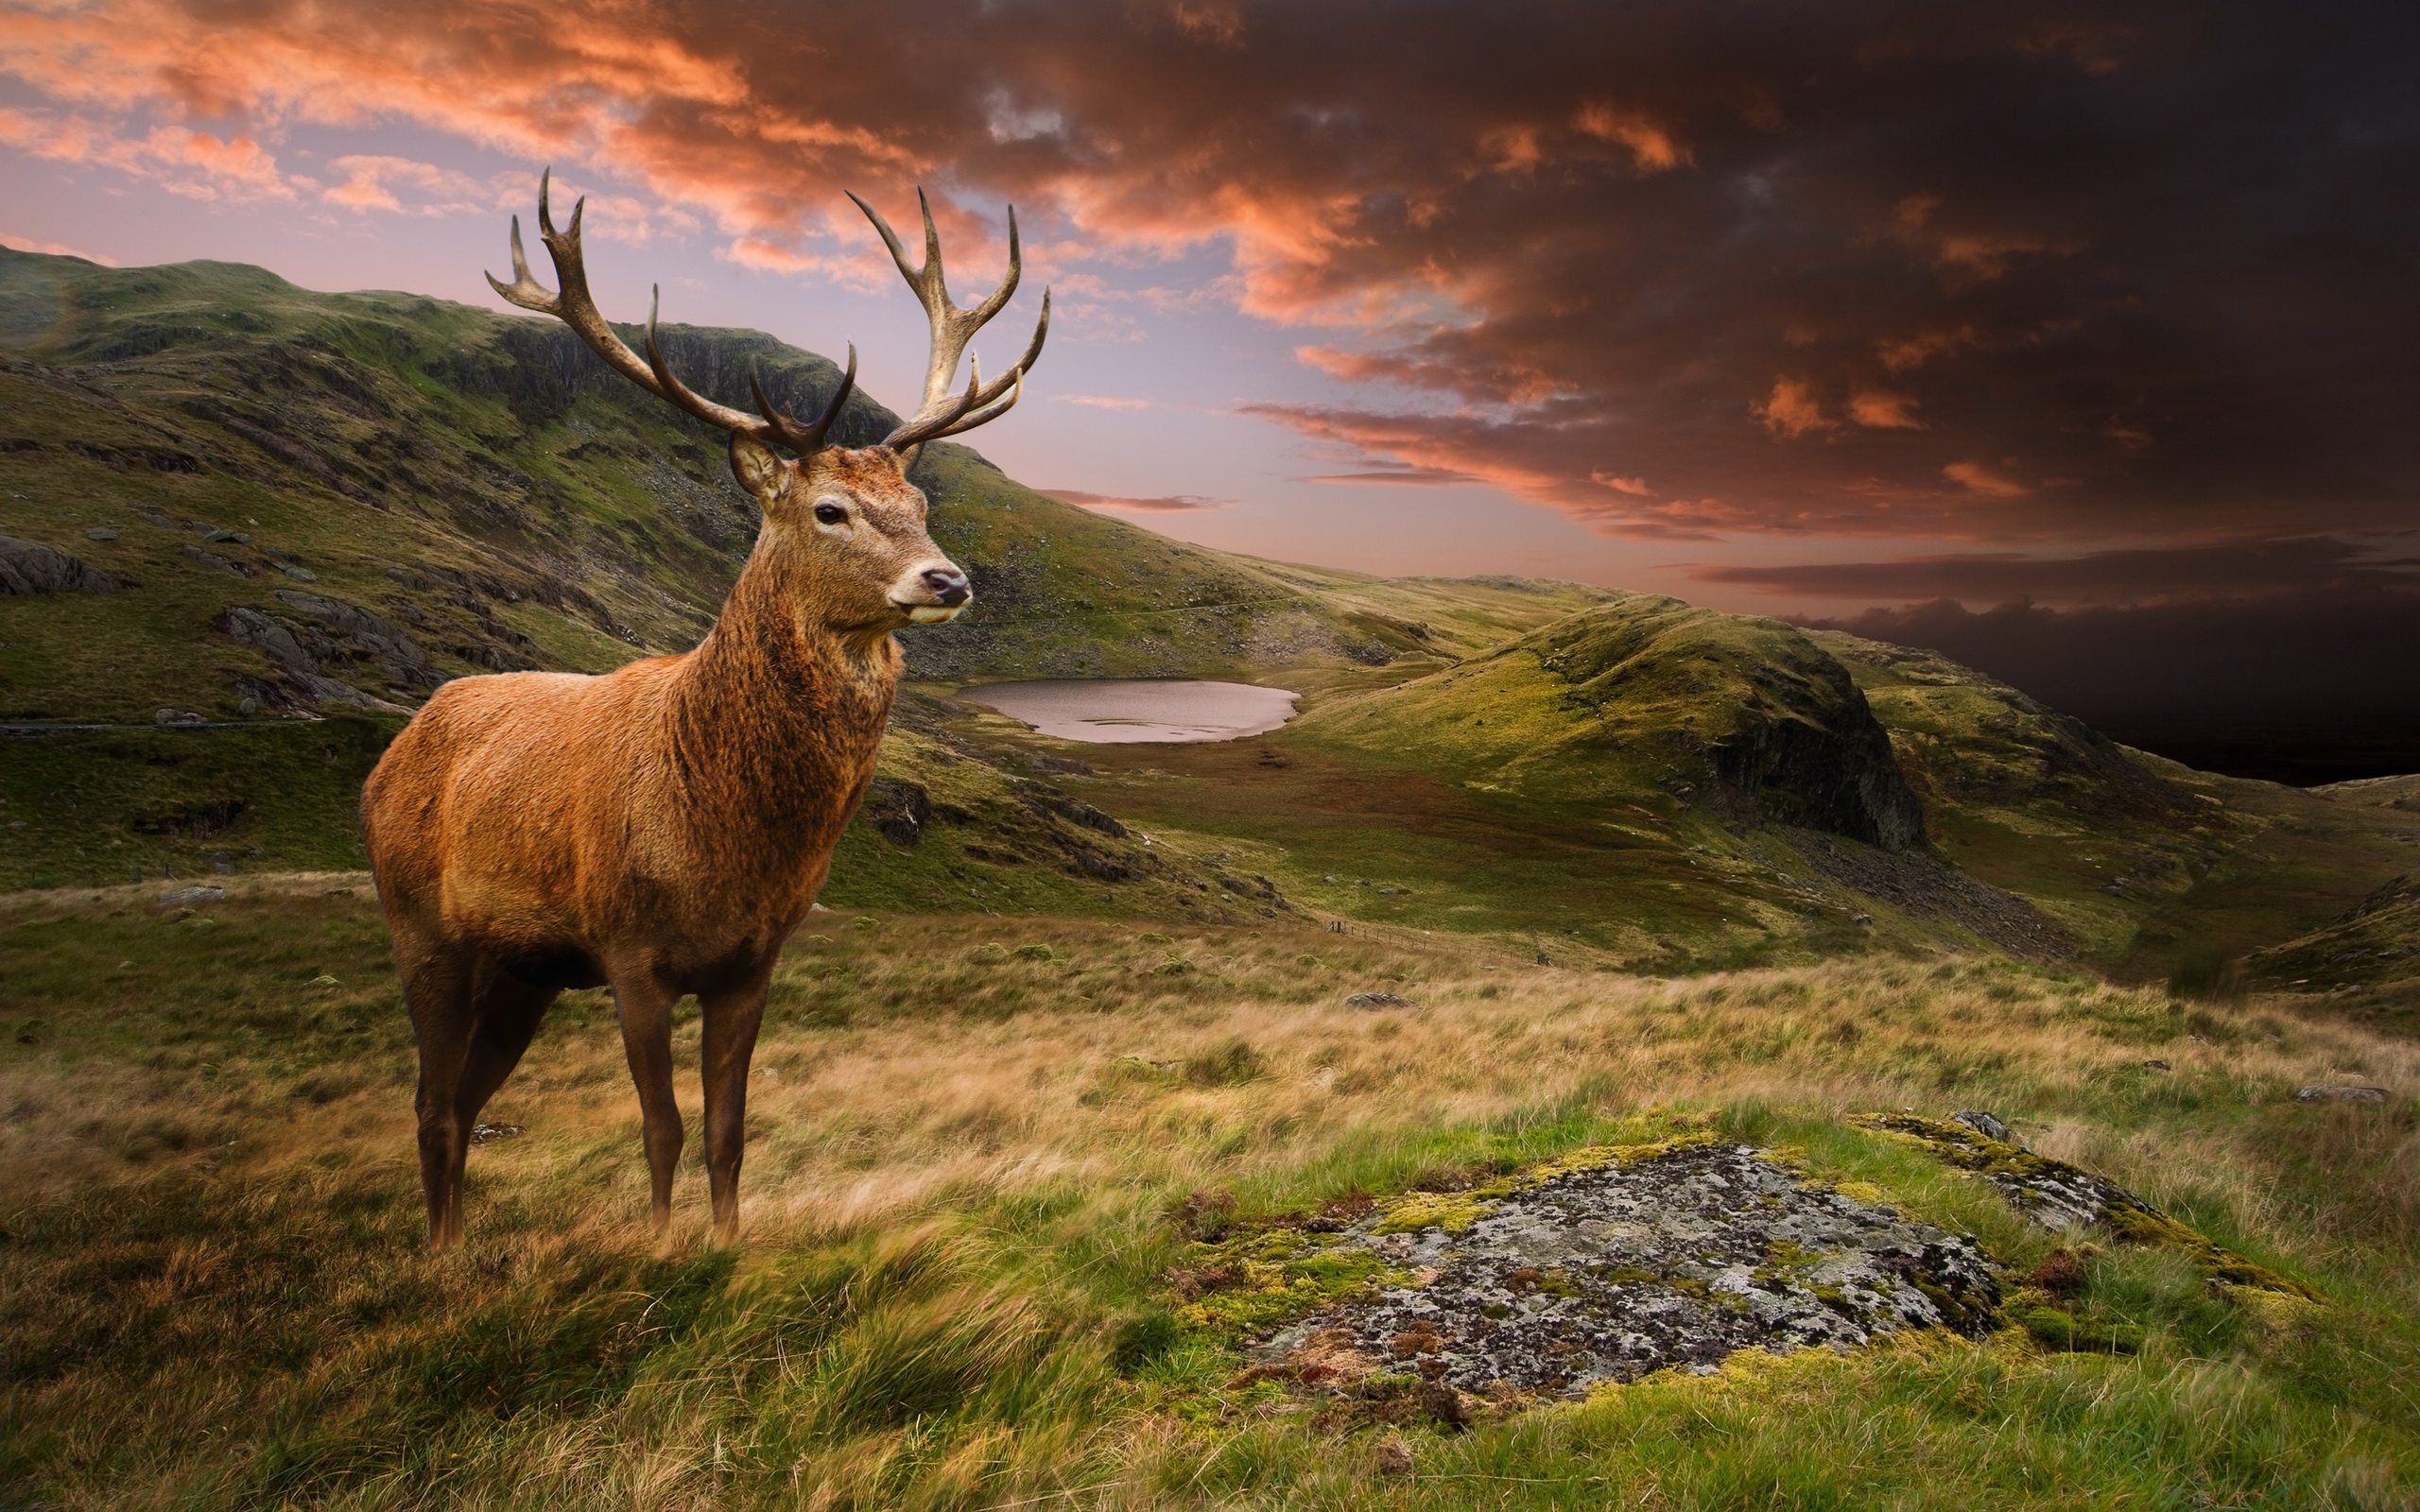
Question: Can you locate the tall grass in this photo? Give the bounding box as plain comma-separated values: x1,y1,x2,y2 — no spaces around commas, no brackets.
4,879,2416,1506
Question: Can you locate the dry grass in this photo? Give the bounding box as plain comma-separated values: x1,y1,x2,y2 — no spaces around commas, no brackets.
5,883,2420,1506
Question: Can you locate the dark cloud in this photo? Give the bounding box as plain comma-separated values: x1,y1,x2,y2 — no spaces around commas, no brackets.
1040,489,1228,512
1797,590,2420,782
12,0,2416,545
1700,535,2420,604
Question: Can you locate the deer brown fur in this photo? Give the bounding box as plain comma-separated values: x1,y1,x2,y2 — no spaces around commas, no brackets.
361,177,1046,1246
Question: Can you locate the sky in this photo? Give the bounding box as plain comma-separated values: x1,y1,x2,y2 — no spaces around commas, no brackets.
3,0,2416,776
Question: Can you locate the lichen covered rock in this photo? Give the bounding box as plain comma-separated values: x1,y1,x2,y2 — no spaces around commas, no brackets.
1248,1143,1997,1400
1856,1112,2319,1298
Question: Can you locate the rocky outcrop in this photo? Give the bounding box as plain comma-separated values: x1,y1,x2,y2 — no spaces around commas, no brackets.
1201,1137,1998,1406
0,535,114,595
216,592,439,713
1525,601,1927,850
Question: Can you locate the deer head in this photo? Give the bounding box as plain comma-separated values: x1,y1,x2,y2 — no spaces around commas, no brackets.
485,170,1050,634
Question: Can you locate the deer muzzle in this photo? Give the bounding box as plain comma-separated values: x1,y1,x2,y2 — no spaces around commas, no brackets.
897,563,972,625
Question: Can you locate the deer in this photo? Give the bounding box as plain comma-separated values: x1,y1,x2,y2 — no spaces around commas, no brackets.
361,170,1047,1248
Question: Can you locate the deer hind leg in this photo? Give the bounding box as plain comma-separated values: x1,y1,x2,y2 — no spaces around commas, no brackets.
401,942,476,1248
699,969,773,1245
610,971,685,1234
449,966,557,1196
406,949,557,1248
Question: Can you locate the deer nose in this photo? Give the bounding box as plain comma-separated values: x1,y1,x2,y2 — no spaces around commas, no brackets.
923,567,971,607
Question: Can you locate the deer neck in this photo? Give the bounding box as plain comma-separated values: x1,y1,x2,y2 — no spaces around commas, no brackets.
667,552,900,831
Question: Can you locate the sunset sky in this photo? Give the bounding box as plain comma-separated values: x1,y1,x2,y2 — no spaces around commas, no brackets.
3,0,2414,771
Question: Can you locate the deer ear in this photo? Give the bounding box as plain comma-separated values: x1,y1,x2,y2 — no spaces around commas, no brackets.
728,433,786,500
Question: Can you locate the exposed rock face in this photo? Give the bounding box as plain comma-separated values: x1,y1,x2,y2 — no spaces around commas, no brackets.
860,778,931,848
1251,1143,1997,1400
1786,828,2076,960
216,593,438,712
0,535,114,595
1523,604,1926,850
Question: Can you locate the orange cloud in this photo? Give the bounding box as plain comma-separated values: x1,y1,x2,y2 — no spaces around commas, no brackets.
1574,102,1685,171
0,108,293,200
0,231,114,264
1754,378,1836,438
1849,390,1924,429
1040,489,1226,511
1944,460,2028,497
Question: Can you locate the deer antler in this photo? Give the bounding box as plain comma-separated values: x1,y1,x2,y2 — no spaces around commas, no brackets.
850,189,1050,458
487,168,855,455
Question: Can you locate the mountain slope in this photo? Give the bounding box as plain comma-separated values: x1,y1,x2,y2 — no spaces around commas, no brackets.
0,247,1389,725
6,246,2415,976
1812,631,2420,979
1296,594,1925,848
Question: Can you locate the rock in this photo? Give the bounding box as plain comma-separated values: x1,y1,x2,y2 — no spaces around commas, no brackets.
1346,991,1413,1009
209,853,234,875
1858,1113,2321,1299
216,605,410,712
201,528,251,544
1023,789,1130,839
2295,1086,2389,1105
1252,1142,1998,1400
152,708,204,726
270,590,441,688
469,1123,525,1144
0,535,116,594
157,885,227,904
861,778,932,848
1950,1109,2014,1143
182,543,253,576
84,526,118,541
274,562,318,582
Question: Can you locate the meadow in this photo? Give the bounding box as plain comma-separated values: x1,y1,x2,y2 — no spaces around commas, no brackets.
5,877,2416,1509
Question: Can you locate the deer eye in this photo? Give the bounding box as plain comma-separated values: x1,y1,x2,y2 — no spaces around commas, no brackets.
813,502,848,525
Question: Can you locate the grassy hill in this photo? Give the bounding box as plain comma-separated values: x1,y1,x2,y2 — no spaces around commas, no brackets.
8,242,2416,972
7,885,2419,1508
0,245,1393,728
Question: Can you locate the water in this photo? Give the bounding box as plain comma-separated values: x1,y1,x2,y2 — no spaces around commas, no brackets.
959,679,1301,744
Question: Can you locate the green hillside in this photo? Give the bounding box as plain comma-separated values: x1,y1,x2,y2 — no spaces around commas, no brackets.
0,246,1391,728
1815,632,2420,983
6,244,2415,974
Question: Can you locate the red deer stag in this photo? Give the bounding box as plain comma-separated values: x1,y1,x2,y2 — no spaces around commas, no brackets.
362,172,1047,1247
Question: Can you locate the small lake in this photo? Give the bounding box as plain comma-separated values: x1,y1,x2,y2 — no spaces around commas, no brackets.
959,679,1301,744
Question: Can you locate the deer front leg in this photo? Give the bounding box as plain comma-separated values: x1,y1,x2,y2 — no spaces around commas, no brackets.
611,971,685,1234
699,970,772,1245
